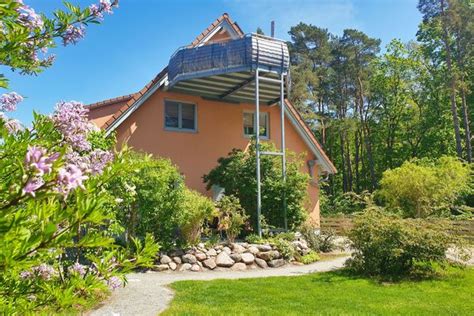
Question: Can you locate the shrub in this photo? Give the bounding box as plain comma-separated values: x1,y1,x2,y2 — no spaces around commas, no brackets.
318,229,337,253
272,238,297,260
216,195,249,243
107,152,215,249
204,141,309,231
377,156,471,218
298,222,337,253
107,152,184,248
178,190,217,246
348,209,464,278
299,251,320,264
245,233,264,244
299,222,320,251
321,190,373,215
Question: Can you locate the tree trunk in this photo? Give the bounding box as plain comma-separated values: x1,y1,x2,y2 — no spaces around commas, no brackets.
357,76,377,190
345,137,353,192
441,0,463,158
461,88,472,162
354,131,360,192
455,36,472,162
339,132,348,192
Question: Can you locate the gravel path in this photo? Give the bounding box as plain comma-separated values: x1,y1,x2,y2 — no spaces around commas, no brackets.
90,255,349,316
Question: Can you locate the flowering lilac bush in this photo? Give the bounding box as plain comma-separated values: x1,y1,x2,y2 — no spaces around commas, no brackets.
0,98,158,314
0,0,118,88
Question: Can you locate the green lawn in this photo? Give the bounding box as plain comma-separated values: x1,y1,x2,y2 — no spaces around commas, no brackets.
163,268,474,315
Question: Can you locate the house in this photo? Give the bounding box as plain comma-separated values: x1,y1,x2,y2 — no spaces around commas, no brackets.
88,13,336,226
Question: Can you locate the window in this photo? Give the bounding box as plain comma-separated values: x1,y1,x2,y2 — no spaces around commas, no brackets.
164,100,196,131
243,112,269,138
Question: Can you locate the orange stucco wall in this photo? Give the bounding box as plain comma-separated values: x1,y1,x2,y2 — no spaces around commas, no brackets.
98,88,321,224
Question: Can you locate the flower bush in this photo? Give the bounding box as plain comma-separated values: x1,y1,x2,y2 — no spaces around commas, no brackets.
0,0,118,88
204,141,309,231
0,99,158,314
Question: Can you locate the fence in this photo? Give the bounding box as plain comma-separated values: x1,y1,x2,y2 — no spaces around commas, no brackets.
321,216,474,242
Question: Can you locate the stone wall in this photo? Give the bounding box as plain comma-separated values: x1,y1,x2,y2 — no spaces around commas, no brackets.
152,240,311,272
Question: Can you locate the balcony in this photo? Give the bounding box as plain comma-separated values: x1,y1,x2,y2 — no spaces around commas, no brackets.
167,33,290,105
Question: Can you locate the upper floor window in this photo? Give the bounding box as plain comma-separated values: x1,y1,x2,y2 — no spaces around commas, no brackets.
243,112,269,138
164,100,196,131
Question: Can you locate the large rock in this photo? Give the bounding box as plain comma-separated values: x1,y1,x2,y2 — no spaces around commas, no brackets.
268,259,286,268
191,264,201,272
207,249,217,256
160,255,172,264
216,252,235,267
182,254,197,264
241,253,255,264
203,258,217,270
247,246,259,255
172,256,182,264
168,262,177,271
231,262,247,271
230,253,242,262
257,250,280,261
255,258,268,268
169,249,185,257
300,248,311,256
232,243,246,254
256,244,272,252
153,264,169,272
178,263,192,271
195,252,207,261
293,240,308,250
222,246,232,254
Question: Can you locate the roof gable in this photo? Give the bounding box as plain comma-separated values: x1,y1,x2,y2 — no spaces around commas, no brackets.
190,13,244,47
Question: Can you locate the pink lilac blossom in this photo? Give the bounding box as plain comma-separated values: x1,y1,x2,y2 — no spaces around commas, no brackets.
107,276,122,290
34,264,55,280
89,0,118,20
89,4,103,19
57,164,88,196
20,270,33,280
65,151,91,172
22,177,44,197
0,92,23,112
69,262,87,276
18,5,44,30
89,149,114,175
62,25,85,46
65,149,113,176
25,146,59,176
4,119,23,133
52,101,92,151
100,0,114,13
20,264,55,280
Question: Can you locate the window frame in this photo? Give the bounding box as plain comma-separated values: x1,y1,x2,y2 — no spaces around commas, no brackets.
164,99,198,133
243,111,269,139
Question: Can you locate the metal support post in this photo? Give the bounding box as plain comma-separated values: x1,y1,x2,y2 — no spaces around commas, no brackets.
280,73,287,230
255,69,262,237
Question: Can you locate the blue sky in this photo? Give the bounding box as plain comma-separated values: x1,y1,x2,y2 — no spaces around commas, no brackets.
5,0,422,123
